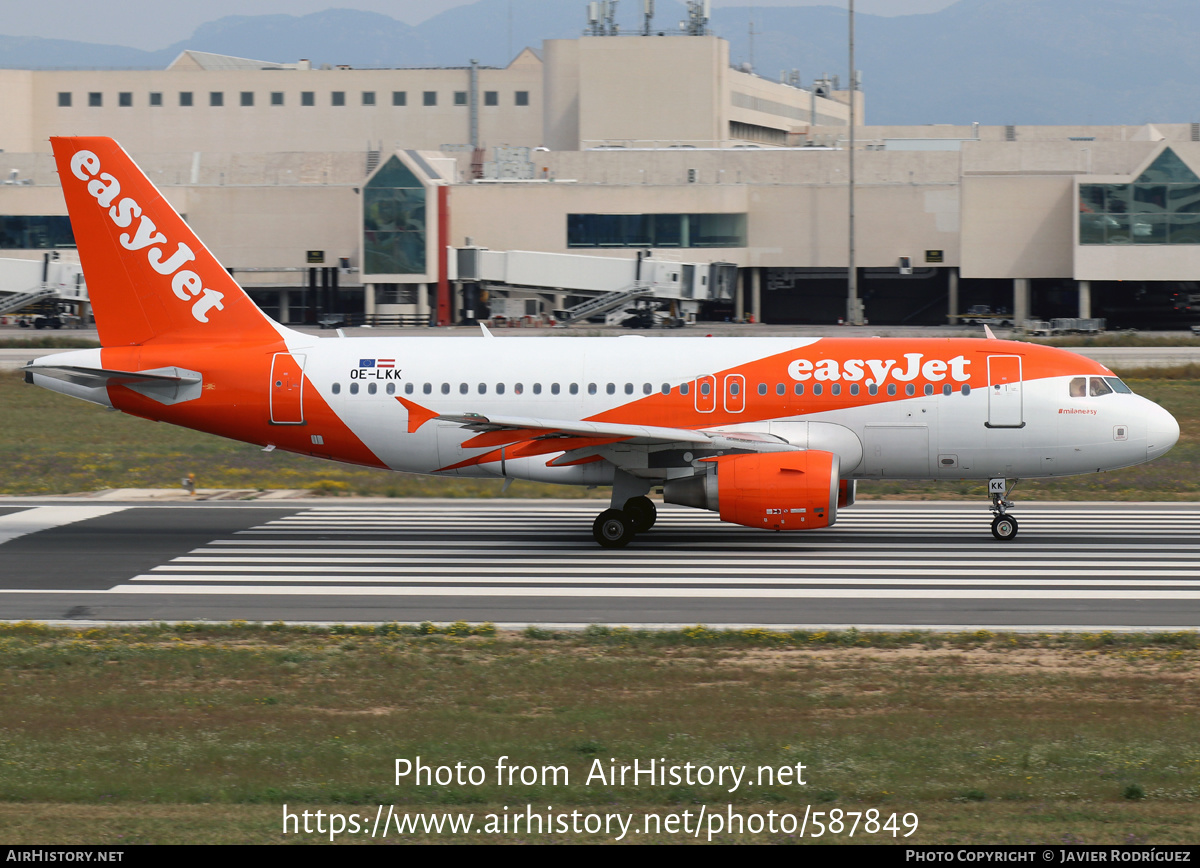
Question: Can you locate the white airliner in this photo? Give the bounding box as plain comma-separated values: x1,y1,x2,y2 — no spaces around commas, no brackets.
25,137,1180,547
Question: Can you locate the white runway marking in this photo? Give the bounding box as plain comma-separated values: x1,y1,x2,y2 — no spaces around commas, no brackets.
101,504,1200,604
0,506,128,546
106,585,1200,601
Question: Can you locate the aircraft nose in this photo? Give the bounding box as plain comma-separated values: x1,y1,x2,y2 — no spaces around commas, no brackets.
1146,402,1180,461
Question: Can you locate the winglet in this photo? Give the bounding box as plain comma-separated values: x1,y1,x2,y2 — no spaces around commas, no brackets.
984,324,998,340
395,395,440,433
480,323,494,339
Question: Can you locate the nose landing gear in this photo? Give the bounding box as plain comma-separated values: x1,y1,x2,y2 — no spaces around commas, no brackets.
989,477,1019,540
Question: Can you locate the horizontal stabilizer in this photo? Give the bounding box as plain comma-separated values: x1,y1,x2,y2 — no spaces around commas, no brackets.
25,363,203,405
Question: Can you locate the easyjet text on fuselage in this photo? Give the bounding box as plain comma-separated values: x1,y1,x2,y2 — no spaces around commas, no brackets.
787,353,971,384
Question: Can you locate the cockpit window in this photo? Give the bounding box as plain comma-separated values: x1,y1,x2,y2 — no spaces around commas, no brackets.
1105,377,1132,394
1089,377,1114,397
1069,377,1086,398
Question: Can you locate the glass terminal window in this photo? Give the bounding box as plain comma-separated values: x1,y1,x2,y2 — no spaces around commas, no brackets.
1080,148,1200,245
568,213,747,249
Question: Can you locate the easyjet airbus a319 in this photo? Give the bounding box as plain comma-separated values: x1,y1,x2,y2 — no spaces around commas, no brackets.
26,137,1180,546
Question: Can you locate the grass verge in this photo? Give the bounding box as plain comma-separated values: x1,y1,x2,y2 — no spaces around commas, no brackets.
0,623,1198,844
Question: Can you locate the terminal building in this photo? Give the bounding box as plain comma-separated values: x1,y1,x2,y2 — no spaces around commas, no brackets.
1,7,1198,329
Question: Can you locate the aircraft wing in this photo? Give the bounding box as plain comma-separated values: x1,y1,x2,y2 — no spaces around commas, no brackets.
431,410,797,472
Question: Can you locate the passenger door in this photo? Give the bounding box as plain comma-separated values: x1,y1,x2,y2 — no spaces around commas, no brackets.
986,355,1023,428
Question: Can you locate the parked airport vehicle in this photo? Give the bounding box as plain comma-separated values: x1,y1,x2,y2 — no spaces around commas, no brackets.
25,138,1180,546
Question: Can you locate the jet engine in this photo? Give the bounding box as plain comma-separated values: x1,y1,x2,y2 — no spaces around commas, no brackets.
663,450,841,530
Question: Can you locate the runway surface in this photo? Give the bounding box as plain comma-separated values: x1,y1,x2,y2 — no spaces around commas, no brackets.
1,500,1200,629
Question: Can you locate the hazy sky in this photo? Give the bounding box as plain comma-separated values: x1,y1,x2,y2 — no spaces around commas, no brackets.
0,0,960,50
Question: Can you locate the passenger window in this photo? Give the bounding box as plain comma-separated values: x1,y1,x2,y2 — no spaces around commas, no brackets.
478,383,487,394
924,384,933,396
497,383,505,395
942,384,951,396
868,384,877,396
350,382,359,395
831,384,841,396
850,383,859,396
906,384,915,396
643,383,651,395
887,384,897,396
794,383,804,396
606,383,615,395
680,383,689,395
661,384,670,395
730,382,740,395
1069,377,1087,398
551,383,560,395
533,383,541,394
332,382,341,394
961,384,971,395
423,383,431,394
588,383,597,395
1090,377,1113,397
368,382,377,395
514,383,523,394
459,383,469,394
758,383,767,396
700,382,711,396
570,383,579,395
441,383,450,395
387,383,395,395
776,383,785,396
813,383,823,396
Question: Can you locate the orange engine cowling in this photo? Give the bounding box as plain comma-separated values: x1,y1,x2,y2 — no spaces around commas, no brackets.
664,450,841,531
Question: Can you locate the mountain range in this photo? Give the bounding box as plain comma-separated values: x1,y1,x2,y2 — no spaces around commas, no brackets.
2,0,1196,126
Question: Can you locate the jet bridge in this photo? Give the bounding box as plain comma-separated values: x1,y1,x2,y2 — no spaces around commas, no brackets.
0,256,88,324
454,247,736,327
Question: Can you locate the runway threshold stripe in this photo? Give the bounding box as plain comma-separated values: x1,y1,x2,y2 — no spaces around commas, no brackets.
202,540,1200,553
146,565,1200,578
187,545,1200,559
169,555,1200,568
129,573,1200,587
0,506,128,546
107,584,1200,600
265,516,1200,523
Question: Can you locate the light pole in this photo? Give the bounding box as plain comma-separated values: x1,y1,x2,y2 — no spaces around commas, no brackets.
846,0,862,325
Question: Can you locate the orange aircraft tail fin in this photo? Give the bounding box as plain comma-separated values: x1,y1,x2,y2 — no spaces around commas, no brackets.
51,136,284,347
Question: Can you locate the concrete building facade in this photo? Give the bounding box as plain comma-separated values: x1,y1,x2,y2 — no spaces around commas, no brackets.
1,31,1197,329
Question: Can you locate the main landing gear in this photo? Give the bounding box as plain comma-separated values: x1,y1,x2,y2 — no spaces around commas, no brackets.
988,477,1019,541
592,495,657,548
